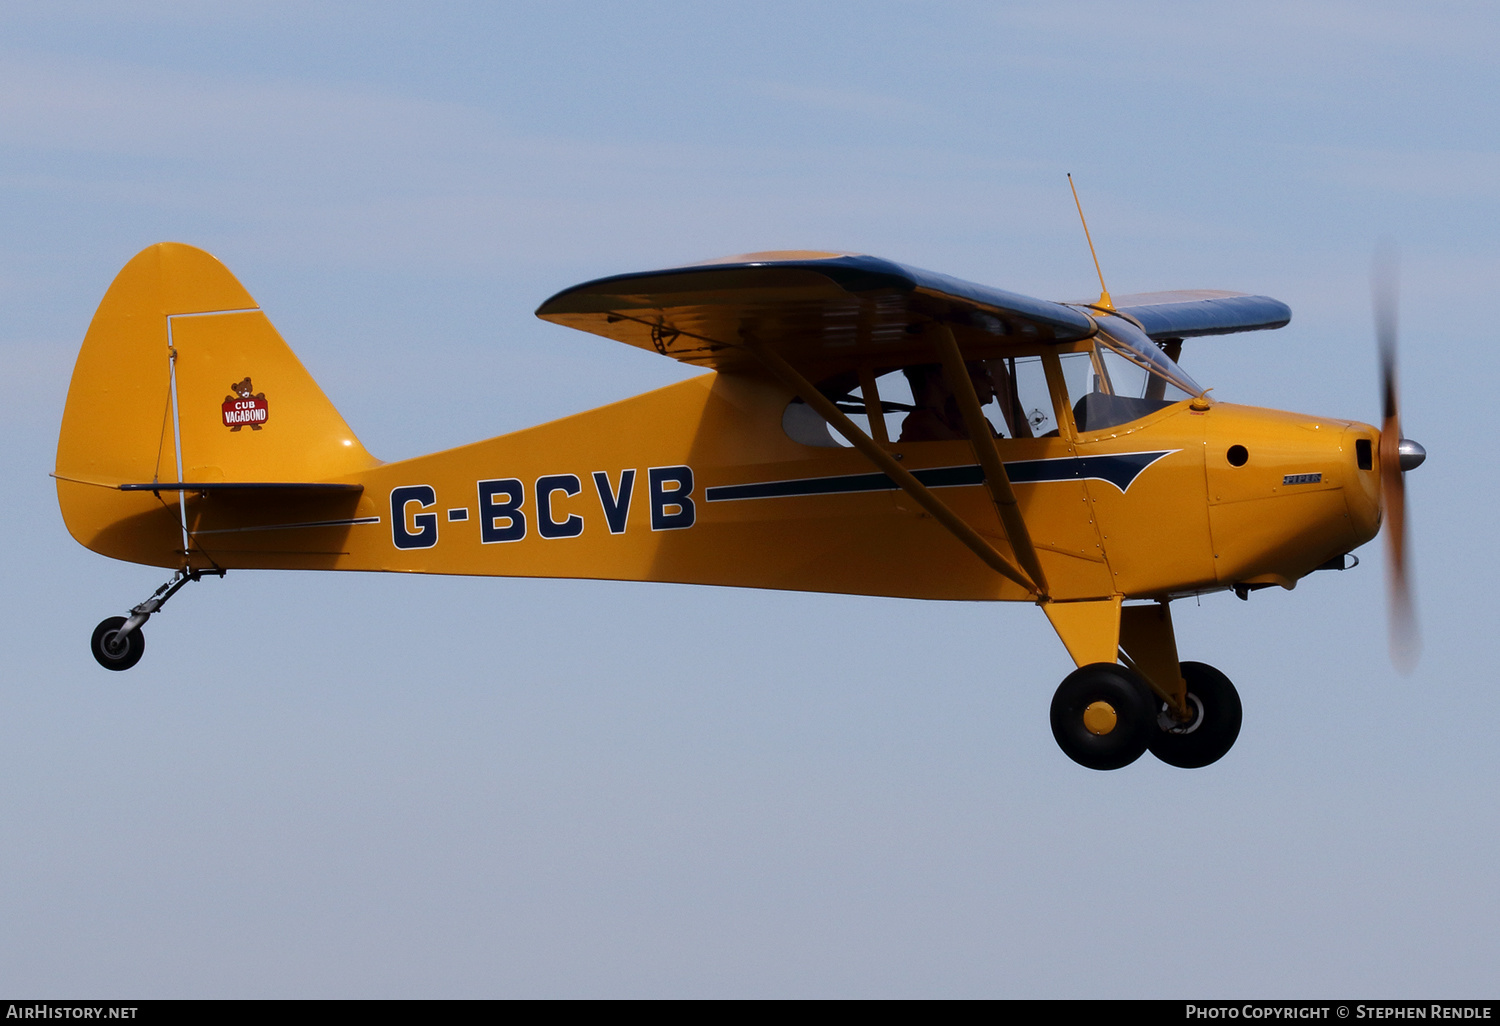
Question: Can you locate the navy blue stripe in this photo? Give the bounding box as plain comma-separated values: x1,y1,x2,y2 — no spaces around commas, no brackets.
706,471,894,501
913,465,986,488
704,452,1173,503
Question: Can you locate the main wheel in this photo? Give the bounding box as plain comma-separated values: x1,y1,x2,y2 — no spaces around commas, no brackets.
1147,661,1242,768
1050,663,1155,770
91,616,145,671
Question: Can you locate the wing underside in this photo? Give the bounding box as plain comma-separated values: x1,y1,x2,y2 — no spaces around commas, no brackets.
536,253,1099,377
536,254,1293,379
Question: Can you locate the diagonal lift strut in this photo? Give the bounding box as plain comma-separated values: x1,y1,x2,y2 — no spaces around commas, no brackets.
929,323,1050,598
744,338,1041,596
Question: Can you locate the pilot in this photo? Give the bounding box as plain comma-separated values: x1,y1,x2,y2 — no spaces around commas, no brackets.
898,363,1000,442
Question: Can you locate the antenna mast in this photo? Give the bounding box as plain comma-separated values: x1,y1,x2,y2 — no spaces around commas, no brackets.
1068,173,1113,311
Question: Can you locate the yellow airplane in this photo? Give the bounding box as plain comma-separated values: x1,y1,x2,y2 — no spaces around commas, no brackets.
53,241,1424,770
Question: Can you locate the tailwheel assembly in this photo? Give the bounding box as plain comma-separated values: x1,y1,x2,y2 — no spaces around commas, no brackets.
89,567,224,671
1147,661,1242,768
90,616,145,671
1049,662,1156,770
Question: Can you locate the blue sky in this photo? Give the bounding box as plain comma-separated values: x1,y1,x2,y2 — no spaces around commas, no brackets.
1,1,1496,997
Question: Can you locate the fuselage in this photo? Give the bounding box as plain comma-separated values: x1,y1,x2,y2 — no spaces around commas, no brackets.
61,364,1383,604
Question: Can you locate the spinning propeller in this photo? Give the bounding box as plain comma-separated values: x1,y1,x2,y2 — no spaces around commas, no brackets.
1373,249,1425,671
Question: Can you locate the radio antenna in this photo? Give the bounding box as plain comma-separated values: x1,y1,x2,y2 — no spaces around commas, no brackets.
1068,173,1113,311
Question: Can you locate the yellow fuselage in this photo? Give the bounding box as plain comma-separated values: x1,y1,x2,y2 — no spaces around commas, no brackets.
60,364,1383,604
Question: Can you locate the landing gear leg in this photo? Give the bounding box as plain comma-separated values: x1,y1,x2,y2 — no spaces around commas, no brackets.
90,567,225,671
1147,661,1242,768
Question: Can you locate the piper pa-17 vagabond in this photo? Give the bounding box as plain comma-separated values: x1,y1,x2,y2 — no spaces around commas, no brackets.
54,240,1424,770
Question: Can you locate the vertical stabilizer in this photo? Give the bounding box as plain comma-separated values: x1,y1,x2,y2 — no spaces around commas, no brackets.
55,243,379,566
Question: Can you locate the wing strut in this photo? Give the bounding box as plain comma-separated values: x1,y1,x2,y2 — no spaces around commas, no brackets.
930,324,1050,598
742,340,1040,595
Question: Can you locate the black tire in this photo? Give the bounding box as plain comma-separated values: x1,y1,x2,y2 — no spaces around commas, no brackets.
1147,661,1242,768
1050,663,1155,770
91,616,144,671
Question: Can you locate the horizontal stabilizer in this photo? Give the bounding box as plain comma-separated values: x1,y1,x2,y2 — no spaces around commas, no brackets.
115,482,363,493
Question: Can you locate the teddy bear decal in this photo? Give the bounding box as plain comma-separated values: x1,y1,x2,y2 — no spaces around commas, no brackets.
221,377,268,431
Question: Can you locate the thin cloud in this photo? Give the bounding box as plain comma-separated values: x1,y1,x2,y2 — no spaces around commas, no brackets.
748,81,935,122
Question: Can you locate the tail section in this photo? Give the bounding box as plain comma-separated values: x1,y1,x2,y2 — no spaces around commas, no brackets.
56,243,380,568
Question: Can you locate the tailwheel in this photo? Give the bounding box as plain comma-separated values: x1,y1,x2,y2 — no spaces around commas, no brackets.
87,567,225,672
1148,661,1242,768
91,616,145,671
1050,663,1155,770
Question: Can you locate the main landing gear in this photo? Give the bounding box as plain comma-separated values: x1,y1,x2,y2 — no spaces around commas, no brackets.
90,567,224,671
1049,661,1242,770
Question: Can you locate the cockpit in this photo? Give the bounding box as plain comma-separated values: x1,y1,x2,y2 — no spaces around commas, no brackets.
787,314,1206,447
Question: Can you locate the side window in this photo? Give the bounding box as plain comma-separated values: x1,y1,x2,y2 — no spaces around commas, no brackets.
983,355,1061,438
782,398,843,447
1057,350,1096,432
890,360,1069,442
871,370,917,441
788,371,920,448
787,355,1077,448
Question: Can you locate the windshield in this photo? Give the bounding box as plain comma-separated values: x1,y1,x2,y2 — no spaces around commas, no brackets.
1095,315,1204,397
1062,315,1205,433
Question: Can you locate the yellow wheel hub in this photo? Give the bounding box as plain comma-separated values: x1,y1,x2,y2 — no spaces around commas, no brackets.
1082,701,1118,735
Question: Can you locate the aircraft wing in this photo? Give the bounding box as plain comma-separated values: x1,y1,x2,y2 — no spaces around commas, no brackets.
1112,290,1292,340
535,252,1098,375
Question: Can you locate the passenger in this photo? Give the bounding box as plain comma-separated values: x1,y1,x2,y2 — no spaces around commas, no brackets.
897,363,1000,442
